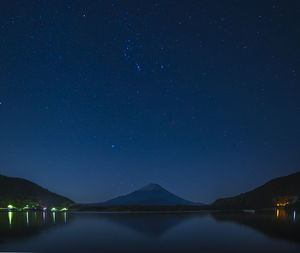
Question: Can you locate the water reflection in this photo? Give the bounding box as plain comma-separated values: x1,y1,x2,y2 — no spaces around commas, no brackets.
2,211,70,227
276,208,288,220
52,211,56,224
26,212,29,226
0,211,299,253
0,211,71,244
43,211,46,223
8,211,13,227
212,209,300,244
103,213,201,237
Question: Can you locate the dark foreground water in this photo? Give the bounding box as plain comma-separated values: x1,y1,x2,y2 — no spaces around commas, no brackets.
0,209,299,253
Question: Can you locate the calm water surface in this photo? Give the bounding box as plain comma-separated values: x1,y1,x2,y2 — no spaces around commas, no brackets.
0,210,299,252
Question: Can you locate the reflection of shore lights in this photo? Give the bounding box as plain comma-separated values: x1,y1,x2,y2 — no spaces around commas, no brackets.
26,212,29,225
276,209,279,218
294,210,296,223
52,212,56,223
43,211,46,223
8,211,13,226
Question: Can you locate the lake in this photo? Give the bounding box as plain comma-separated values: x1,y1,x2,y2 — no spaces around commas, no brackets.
0,209,299,252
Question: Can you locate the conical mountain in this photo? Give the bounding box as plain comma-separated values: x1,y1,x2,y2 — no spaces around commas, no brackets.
94,183,201,206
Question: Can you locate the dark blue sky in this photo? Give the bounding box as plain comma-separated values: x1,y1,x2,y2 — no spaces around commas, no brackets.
0,0,299,204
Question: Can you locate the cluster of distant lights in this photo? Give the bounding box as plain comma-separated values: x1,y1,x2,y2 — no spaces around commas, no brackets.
7,205,68,226
6,204,68,212
276,202,289,207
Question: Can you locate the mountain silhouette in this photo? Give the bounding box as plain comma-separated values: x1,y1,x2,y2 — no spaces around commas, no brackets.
0,174,74,208
212,172,300,209
94,183,201,206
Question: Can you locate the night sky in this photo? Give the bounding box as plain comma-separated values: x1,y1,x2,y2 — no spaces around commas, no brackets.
0,0,299,204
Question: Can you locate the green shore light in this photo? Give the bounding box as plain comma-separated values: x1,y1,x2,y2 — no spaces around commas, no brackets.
61,208,68,211
7,205,14,209
51,207,57,212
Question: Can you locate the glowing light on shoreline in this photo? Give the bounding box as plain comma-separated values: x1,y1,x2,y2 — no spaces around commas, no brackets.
276,202,289,207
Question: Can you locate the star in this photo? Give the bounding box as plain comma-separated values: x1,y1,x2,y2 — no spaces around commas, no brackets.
135,62,141,71
111,144,116,149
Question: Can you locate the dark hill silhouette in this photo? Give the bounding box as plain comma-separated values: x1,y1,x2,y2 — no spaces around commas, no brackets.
212,172,300,209
0,174,74,208
92,183,203,206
